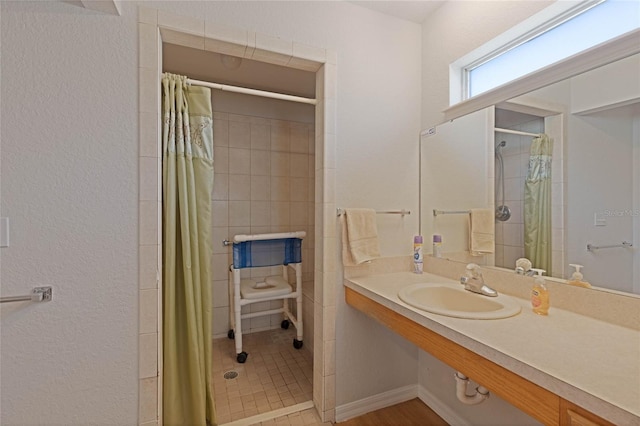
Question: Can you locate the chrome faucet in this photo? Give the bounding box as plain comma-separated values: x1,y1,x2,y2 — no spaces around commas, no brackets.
460,264,498,297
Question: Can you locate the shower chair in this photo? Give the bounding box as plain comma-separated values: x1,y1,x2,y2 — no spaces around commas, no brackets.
227,231,305,363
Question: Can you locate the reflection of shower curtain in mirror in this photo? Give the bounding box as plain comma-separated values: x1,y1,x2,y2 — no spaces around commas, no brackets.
524,134,552,272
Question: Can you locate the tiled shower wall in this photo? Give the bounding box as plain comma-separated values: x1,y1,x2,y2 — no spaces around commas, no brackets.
211,111,315,351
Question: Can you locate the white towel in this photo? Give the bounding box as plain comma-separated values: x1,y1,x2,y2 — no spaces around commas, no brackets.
469,208,495,256
341,208,381,266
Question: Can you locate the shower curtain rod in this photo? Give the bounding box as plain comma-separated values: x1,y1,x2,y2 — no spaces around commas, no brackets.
186,78,317,106
494,127,540,138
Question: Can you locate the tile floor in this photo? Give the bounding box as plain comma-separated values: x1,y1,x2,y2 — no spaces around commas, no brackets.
252,407,332,425
213,327,316,424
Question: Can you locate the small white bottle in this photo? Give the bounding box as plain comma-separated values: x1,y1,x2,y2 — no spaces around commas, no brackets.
432,234,442,258
414,235,423,274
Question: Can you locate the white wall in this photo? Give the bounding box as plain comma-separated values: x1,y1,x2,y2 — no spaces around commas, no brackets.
1,0,423,422
1,1,139,424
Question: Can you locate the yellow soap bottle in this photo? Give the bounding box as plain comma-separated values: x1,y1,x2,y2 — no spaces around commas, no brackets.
530,268,549,316
568,264,591,288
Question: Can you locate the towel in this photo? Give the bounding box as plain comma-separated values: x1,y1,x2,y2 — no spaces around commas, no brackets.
469,208,495,256
341,208,381,266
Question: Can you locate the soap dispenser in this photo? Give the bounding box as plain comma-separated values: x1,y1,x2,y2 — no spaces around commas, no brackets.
530,268,549,316
568,264,591,288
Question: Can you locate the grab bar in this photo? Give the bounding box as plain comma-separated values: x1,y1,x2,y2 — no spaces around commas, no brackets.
586,241,633,252
0,286,53,304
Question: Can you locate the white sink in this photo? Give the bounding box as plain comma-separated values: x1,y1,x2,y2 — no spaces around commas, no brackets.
398,282,522,319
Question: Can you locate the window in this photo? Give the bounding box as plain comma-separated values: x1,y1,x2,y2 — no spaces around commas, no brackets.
461,0,640,99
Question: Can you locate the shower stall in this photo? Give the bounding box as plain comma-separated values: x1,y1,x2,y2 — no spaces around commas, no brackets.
493,109,545,271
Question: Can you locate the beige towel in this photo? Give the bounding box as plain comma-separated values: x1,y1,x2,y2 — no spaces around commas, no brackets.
469,208,495,256
341,208,381,266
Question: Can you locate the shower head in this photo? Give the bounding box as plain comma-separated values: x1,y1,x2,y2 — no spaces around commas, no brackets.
495,141,506,152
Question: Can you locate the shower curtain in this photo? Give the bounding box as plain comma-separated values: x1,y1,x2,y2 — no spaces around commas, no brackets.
524,134,552,273
161,73,216,425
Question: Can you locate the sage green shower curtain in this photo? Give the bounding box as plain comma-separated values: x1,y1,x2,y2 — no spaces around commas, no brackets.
162,73,215,426
524,134,552,273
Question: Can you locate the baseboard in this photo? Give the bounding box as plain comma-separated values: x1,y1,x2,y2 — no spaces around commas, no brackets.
335,384,418,422
418,385,472,426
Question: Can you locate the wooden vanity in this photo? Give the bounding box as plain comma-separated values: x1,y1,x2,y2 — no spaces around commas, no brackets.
344,272,640,426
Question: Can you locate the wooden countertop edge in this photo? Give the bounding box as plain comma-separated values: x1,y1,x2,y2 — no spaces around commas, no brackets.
346,286,564,425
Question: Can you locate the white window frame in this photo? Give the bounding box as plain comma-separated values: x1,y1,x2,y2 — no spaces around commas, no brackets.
446,2,640,121
459,0,605,101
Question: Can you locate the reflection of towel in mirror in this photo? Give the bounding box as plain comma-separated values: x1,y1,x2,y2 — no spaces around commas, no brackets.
469,209,494,256
341,208,381,266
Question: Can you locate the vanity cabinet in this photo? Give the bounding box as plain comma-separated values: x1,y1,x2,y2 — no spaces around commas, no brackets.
345,287,625,426
560,401,615,426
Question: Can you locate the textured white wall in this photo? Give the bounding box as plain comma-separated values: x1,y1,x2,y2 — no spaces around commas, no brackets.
0,1,139,424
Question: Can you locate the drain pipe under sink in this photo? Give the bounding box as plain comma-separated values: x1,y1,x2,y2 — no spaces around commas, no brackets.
454,372,490,405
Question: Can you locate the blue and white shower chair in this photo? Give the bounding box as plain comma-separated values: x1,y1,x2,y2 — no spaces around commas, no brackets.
227,231,305,363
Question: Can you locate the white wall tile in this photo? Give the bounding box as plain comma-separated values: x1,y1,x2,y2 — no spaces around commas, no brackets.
229,201,251,226
212,173,229,200
139,333,158,379
271,152,290,177
138,6,158,25
270,176,290,201
271,125,290,152
250,176,270,201
229,148,251,175
139,377,158,423
139,245,158,290
229,174,251,200
140,289,158,334
251,201,270,226
250,150,270,176
251,123,270,150
139,201,159,245
213,118,229,147
212,201,229,227
229,121,251,149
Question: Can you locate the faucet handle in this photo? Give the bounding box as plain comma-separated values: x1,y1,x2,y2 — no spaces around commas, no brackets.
466,263,481,278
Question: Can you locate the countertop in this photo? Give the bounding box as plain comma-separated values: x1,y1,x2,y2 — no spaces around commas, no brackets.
345,271,640,425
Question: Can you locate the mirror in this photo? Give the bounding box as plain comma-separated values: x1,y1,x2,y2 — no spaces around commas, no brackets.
421,53,640,295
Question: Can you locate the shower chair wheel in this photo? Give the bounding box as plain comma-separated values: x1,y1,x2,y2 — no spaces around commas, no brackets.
236,352,248,364
281,320,290,329
293,339,303,350
227,329,235,339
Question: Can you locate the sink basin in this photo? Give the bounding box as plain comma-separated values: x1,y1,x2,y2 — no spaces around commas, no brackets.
398,283,522,319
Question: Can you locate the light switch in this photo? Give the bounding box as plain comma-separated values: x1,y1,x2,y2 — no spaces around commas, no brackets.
0,217,9,247
594,213,606,227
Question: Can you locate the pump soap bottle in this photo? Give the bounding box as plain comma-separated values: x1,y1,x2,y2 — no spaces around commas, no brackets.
530,268,549,316
568,264,591,288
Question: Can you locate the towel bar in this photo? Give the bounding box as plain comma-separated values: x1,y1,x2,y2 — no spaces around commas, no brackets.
586,241,633,252
337,208,410,217
0,287,52,304
433,209,471,216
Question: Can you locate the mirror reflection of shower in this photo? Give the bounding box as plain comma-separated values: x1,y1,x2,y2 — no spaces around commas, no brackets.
495,140,511,221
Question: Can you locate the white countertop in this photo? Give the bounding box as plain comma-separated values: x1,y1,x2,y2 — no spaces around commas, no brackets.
345,271,640,425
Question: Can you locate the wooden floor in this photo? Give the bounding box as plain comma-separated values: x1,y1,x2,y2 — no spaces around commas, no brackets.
336,398,449,426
